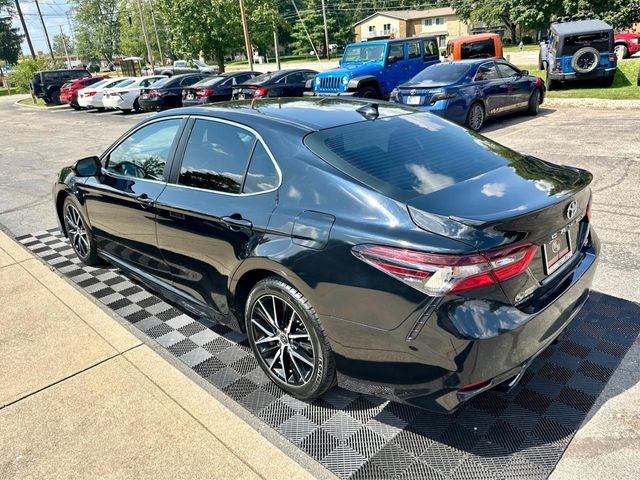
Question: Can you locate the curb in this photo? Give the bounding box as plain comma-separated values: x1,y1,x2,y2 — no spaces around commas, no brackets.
544,97,640,110
14,98,68,110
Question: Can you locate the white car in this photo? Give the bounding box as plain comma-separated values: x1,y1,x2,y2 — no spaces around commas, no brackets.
102,75,166,112
77,77,133,110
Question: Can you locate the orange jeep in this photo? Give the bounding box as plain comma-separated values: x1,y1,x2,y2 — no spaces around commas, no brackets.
446,33,503,60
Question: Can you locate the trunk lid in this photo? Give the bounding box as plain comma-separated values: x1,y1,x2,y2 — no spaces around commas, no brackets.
407,158,592,305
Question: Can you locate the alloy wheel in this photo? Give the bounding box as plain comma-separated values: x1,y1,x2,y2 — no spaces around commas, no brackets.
65,204,90,259
469,104,484,131
249,294,315,386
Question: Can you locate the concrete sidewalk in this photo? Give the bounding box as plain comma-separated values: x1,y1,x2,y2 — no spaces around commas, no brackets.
0,230,317,479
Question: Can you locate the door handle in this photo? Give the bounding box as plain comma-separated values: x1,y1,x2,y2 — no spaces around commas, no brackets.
222,215,252,230
135,193,154,209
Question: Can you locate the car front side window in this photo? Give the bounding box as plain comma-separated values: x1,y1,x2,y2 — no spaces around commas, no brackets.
178,120,256,194
105,119,182,181
474,62,501,81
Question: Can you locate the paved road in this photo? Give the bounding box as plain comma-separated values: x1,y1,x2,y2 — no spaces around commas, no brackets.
0,94,638,478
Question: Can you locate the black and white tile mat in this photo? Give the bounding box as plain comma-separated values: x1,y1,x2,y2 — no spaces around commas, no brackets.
18,229,640,479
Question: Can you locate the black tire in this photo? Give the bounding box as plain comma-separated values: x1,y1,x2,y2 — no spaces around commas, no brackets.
50,90,61,105
600,76,615,87
527,88,541,115
637,66,640,87
120,108,132,114
62,196,101,266
245,277,336,400
355,85,380,99
615,44,629,60
43,97,53,105
571,47,600,74
546,71,555,91
133,97,140,112
465,102,485,131
96,107,105,112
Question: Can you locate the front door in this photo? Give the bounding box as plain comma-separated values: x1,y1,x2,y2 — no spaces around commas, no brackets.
381,43,405,94
82,117,185,283
155,118,279,320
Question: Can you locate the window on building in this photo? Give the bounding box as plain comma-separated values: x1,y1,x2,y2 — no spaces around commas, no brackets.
368,25,375,33
423,19,433,27
383,23,391,34
436,17,447,26
439,36,447,48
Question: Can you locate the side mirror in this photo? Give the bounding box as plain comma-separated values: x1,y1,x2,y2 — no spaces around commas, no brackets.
520,69,529,76
73,156,101,177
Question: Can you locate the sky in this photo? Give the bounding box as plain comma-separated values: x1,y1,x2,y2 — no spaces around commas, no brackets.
10,0,73,56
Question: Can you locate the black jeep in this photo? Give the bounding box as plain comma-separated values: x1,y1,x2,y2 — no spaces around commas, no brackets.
539,19,616,90
29,69,91,105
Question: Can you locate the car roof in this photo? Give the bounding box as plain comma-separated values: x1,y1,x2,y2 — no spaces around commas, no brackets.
551,19,613,36
348,38,431,48
156,97,417,132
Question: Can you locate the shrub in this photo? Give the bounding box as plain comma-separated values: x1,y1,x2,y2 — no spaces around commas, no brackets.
7,56,61,93
503,37,513,45
522,36,534,45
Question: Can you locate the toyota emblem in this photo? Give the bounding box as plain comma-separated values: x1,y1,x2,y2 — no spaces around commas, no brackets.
410,89,416,95
566,200,578,220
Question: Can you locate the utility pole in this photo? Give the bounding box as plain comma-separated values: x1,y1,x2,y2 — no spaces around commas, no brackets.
34,0,55,60
136,0,154,68
290,0,320,62
59,25,71,67
148,0,164,65
321,0,330,59
14,1,36,59
238,0,253,71
273,24,281,70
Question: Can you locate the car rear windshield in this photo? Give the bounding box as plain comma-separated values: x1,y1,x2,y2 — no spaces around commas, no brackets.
561,32,611,55
193,76,224,87
408,63,471,85
460,39,496,59
249,71,282,84
304,113,510,200
151,77,176,88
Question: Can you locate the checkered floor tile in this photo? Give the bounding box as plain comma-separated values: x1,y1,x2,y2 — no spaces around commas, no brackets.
19,229,640,480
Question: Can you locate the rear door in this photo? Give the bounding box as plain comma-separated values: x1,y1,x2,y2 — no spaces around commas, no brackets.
405,40,424,80
496,62,530,111
473,61,507,115
282,71,311,96
155,117,280,318
82,117,186,283
382,43,405,93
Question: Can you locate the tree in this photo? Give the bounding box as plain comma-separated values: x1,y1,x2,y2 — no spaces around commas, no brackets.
70,0,120,62
0,1,22,65
52,33,74,58
7,57,60,92
118,0,171,63
562,0,640,30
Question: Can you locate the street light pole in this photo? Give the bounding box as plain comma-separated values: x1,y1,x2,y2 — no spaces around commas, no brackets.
148,0,164,65
321,0,330,59
238,0,253,71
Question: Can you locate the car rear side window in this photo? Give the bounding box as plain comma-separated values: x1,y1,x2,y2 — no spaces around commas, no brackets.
474,62,501,81
407,41,421,59
304,114,509,200
242,142,279,194
179,120,255,194
461,39,496,59
423,39,439,59
106,119,182,181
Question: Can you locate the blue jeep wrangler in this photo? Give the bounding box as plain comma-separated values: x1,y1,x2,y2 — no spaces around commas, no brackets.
539,19,616,90
308,37,440,99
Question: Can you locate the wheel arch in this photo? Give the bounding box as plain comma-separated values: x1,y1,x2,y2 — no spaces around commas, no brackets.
229,259,319,332
347,75,382,95
55,190,71,237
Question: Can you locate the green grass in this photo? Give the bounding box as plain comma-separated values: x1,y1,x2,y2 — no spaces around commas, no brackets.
0,88,15,96
17,97,50,107
504,44,540,52
226,54,323,68
518,58,640,100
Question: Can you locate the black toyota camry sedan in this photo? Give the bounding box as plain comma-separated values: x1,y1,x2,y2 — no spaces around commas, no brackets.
53,98,599,412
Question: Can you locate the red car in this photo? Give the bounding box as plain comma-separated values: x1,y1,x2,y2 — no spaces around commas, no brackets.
60,76,109,109
615,32,640,59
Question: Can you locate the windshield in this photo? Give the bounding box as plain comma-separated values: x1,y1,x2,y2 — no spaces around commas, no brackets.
193,76,225,87
249,71,281,84
86,79,110,89
304,113,508,200
342,44,386,63
192,60,208,68
409,63,471,85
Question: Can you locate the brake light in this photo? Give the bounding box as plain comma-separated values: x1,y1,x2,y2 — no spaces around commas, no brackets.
553,59,562,73
536,76,543,87
253,87,268,98
458,379,491,393
195,89,215,97
429,91,456,105
352,243,538,296
86,91,97,97
149,90,161,97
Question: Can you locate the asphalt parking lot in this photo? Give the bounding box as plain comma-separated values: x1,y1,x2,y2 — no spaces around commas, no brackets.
1,95,639,478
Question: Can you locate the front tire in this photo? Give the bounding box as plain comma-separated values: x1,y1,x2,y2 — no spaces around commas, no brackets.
63,196,101,266
245,277,336,400
466,102,485,131
527,88,541,115
355,85,379,99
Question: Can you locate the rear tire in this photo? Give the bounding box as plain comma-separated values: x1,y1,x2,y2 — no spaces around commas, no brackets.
51,90,61,105
62,196,101,267
546,71,556,91
527,89,541,115
355,85,379,99
96,107,105,112
615,44,629,60
120,108,132,114
133,98,140,112
245,277,336,400
466,102,485,131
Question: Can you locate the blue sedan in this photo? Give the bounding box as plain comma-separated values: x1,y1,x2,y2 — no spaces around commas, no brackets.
390,59,545,131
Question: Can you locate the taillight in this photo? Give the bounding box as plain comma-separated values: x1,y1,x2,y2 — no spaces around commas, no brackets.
536,76,543,87
149,90,161,97
553,59,562,73
429,91,456,105
86,91,97,97
352,243,538,296
195,89,215,97
253,87,268,98
458,379,491,393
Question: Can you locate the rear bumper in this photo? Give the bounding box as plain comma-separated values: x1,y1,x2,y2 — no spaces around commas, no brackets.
549,67,616,82
304,91,355,97
330,230,600,413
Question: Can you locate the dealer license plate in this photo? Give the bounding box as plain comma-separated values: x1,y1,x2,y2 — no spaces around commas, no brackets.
187,94,194,100
406,95,421,105
542,230,573,274
238,93,246,100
